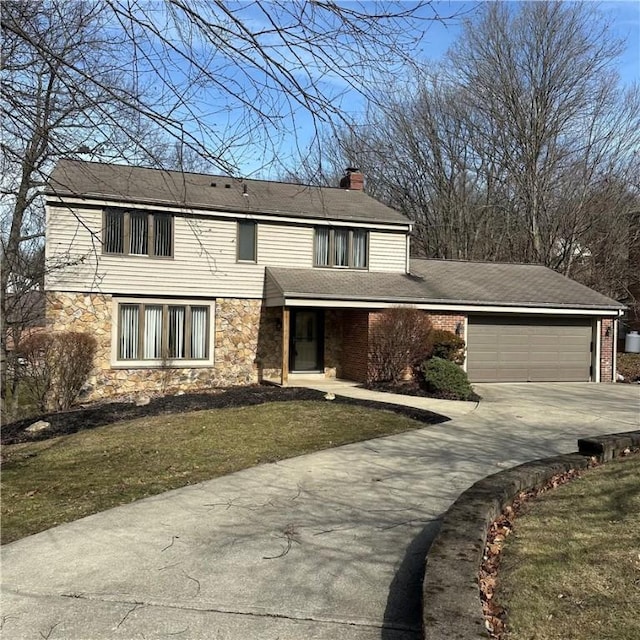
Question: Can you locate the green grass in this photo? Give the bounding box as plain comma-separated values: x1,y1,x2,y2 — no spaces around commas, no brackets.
497,455,640,640
1,400,425,544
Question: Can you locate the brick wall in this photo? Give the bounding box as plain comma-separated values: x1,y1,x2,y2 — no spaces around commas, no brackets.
427,312,466,334
324,309,344,378
341,310,370,382
601,318,615,382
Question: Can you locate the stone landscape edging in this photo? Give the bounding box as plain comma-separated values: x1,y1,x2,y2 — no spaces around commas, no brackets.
422,429,640,640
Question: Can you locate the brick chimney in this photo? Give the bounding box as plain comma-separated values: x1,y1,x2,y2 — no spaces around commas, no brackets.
339,167,364,191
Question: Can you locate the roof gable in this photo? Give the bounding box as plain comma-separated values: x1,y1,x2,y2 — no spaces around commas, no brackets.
46,160,409,226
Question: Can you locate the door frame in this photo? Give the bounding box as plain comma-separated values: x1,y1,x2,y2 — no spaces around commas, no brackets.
289,308,324,372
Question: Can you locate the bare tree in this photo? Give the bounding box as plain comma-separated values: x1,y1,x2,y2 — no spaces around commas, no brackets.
450,1,639,266
303,1,640,307
1,0,446,414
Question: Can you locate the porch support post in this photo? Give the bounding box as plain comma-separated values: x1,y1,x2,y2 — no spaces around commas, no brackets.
281,307,290,385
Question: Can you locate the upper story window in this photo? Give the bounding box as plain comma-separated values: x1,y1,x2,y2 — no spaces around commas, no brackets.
237,220,257,262
314,227,368,269
104,209,173,257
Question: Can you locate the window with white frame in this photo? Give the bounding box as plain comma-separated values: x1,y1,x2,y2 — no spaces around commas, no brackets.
314,227,368,269
237,220,257,262
104,209,173,257
117,301,210,362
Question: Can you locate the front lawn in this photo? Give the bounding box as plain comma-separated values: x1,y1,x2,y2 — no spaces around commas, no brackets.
496,455,640,640
1,400,430,544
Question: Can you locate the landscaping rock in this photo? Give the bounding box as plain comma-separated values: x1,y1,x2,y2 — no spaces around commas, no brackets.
135,395,151,406
25,420,51,433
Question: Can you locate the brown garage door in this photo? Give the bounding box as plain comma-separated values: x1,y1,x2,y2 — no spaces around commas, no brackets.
467,316,593,382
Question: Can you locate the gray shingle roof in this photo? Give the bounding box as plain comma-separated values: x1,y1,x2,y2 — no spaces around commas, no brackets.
266,259,624,310
46,160,409,226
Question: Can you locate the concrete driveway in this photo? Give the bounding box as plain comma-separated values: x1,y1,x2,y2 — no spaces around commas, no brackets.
2,383,638,639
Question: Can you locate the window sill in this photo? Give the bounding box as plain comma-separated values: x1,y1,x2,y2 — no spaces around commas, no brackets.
102,253,174,260
312,265,369,271
111,359,213,369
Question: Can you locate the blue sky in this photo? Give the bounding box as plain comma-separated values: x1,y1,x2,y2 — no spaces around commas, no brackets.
252,0,640,177
601,0,640,82
102,1,639,177
419,0,639,80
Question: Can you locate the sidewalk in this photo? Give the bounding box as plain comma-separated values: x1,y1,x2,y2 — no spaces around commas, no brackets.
287,376,479,419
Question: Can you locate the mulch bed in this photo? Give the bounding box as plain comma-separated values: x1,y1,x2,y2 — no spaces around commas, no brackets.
365,380,482,402
1,384,449,446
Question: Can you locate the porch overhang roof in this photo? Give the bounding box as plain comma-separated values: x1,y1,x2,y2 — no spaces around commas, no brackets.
264,262,625,315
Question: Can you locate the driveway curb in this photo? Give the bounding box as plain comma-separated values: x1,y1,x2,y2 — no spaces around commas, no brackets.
422,429,640,640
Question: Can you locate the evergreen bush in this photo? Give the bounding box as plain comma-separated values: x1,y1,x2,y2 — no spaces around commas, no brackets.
420,357,474,400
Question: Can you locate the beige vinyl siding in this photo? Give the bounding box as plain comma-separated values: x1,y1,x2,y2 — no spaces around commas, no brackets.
258,223,314,267
264,271,285,306
46,208,310,298
45,206,409,297
368,231,407,272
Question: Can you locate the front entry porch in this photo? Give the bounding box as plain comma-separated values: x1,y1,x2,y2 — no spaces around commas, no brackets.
259,306,368,386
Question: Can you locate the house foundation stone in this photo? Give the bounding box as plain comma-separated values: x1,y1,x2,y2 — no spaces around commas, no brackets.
46,292,262,401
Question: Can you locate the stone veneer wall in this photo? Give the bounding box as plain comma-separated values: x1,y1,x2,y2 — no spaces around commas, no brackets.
47,292,262,400
600,317,614,383
256,306,282,382
47,292,113,399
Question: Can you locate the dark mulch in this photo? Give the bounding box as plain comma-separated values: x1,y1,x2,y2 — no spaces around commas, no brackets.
364,380,481,403
1,384,449,446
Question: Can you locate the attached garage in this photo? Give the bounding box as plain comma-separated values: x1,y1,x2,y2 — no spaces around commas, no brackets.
467,316,594,382
265,258,623,385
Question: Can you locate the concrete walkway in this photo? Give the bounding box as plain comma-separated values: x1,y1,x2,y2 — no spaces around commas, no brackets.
287,377,479,419
2,383,638,639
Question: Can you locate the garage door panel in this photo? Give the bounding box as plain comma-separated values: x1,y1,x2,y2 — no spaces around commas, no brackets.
467,316,593,382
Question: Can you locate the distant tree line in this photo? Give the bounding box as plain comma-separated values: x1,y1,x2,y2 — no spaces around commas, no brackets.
290,2,640,311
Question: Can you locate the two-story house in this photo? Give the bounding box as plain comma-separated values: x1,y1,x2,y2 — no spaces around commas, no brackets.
45,160,623,400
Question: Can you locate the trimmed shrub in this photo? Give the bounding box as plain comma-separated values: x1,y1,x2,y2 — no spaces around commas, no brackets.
426,329,466,365
18,331,97,411
420,357,475,401
617,353,640,382
368,307,433,384
15,332,56,412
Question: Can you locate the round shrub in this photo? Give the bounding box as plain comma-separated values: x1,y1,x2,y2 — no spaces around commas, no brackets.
420,357,475,401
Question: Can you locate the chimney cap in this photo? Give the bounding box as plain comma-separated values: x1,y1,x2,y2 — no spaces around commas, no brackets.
345,166,360,173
